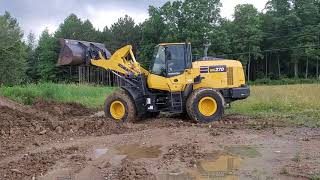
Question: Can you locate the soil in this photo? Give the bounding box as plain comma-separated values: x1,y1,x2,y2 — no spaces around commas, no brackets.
0,96,319,180
33,99,93,118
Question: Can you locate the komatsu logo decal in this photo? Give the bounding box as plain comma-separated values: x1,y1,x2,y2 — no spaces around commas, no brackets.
200,65,227,73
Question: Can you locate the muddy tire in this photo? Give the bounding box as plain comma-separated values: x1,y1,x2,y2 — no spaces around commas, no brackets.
186,88,224,123
104,90,137,123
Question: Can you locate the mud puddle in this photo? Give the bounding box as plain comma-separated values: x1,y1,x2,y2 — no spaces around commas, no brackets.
115,144,162,160
159,154,242,180
191,155,242,180
158,146,261,180
224,145,261,158
94,148,109,158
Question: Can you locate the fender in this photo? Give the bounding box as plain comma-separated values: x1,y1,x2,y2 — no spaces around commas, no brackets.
121,86,146,116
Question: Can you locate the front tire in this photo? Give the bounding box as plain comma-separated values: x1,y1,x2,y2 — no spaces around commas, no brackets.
186,88,224,123
104,90,137,123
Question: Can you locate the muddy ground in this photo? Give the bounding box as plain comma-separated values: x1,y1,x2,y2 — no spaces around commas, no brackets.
0,96,319,180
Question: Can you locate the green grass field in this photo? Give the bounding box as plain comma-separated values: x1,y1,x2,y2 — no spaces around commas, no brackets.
229,84,320,127
0,83,319,127
0,83,117,109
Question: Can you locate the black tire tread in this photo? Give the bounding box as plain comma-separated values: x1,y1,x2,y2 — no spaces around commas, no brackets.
186,88,224,123
104,90,137,123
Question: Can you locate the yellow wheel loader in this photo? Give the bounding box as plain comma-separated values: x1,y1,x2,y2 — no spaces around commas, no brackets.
58,39,250,123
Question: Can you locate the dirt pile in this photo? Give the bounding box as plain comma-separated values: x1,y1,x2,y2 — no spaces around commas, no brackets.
33,99,93,117
161,143,205,168
1,106,123,136
52,116,131,136
0,98,131,161
0,146,81,180
117,160,156,180
0,105,50,159
0,98,132,137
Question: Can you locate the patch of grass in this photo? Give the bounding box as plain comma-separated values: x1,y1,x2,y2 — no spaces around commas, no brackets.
249,78,320,85
227,84,320,127
0,83,117,109
224,145,261,158
310,175,320,180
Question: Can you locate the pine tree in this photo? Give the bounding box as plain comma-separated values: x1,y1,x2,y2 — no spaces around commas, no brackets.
35,29,59,81
0,12,27,85
25,32,38,81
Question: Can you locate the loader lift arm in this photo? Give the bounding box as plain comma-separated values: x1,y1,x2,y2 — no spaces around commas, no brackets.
88,44,152,101
90,45,146,77
88,44,152,114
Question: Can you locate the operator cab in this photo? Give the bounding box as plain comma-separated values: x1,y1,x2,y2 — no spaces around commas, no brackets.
150,43,192,77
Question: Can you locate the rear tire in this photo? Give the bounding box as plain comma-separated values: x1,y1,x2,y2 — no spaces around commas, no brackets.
104,90,137,123
186,88,224,123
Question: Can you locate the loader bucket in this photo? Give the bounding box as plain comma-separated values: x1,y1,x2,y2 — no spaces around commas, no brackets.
57,39,111,66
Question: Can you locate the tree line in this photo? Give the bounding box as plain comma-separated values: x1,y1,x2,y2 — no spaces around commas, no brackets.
1,0,320,85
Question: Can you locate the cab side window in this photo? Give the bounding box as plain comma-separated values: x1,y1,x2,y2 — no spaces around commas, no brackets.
166,45,185,76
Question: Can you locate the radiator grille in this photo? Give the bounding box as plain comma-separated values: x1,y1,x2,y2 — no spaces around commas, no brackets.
227,67,234,85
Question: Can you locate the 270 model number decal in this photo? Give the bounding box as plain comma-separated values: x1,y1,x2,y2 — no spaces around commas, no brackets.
209,65,227,73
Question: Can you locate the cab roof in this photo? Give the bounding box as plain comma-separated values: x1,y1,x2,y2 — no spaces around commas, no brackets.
158,42,191,46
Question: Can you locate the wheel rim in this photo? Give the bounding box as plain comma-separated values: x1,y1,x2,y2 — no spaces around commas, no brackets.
110,101,125,120
198,97,217,116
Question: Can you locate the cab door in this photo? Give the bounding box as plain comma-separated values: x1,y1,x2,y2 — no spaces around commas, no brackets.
147,43,198,92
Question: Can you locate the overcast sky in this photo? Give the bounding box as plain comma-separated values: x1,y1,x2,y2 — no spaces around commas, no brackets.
0,0,268,38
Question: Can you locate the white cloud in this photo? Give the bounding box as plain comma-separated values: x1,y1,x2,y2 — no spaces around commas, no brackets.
85,5,148,31
38,23,59,34
21,20,60,41
220,0,268,19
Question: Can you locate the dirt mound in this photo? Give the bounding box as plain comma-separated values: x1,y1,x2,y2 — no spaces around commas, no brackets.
0,96,25,110
161,143,205,168
53,117,131,136
117,160,156,180
0,106,50,159
33,99,93,117
0,99,131,161
0,146,81,180
0,104,123,142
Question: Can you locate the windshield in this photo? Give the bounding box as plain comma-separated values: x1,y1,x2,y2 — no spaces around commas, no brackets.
150,45,166,76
